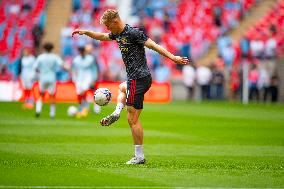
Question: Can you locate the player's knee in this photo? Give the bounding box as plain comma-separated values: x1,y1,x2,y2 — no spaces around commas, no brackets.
127,116,138,126
119,82,126,93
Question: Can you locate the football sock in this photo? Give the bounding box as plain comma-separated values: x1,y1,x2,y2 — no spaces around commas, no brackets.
50,104,56,118
93,104,101,114
114,102,124,115
36,100,42,113
135,145,144,159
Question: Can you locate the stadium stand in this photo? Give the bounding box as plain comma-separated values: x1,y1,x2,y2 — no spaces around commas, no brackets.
232,0,284,102
132,0,255,65
0,0,46,80
241,0,284,57
1,0,284,102
216,0,284,68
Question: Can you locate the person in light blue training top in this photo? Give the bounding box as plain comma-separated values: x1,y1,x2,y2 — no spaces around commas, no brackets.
34,42,69,119
20,48,36,109
72,46,100,118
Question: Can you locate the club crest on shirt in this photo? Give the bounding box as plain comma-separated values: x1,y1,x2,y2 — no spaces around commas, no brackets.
121,37,127,44
117,37,127,44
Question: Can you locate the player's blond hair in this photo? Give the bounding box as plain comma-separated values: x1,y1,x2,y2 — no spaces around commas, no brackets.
100,9,120,24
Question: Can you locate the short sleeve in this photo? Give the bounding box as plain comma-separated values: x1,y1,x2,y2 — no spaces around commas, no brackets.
108,33,117,40
130,28,149,44
55,55,63,67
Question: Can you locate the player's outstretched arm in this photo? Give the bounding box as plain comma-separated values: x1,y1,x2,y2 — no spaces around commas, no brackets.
72,30,111,41
145,38,189,65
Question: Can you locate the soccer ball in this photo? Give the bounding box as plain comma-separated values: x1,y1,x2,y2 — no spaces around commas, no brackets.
94,88,112,106
67,106,78,117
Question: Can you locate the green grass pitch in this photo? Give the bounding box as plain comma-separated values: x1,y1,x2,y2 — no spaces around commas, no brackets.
0,101,283,188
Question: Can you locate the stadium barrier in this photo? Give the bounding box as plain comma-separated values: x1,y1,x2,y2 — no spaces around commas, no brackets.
0,81,171,103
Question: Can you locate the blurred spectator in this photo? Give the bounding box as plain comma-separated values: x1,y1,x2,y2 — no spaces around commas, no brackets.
32,24,44,53
222,43,236,70
0,66,12,81
20,48,36,109
180,43,191,61
155,64,171,83
149,50,162,72
215,54,225,70
61,36,74,57
138,20,147,34
213,5,222,28
150,24,163,40
258,65,270,102
8,59,21,81
269,24,277,35
58,28,73,81
22,2,32,12
61,24,74,57
230,64,241,99
250,36,264,59
9,3,21,14
72,0,81,12
264,33,277,59
248,64,259,101
270,74,279,102
178,43,191,71
163,12,170,32
182,64,196,100
211,64,224,99
217,34,232,56
0,51,8,74
240,36,250,58
196,65,212,100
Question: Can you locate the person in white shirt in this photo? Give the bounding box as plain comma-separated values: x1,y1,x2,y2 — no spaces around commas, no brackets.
72,46,100,118
196,65,212,100
258,65,270,102
182,64,195,100
264,33,277,59
20,48,36,109
250,37,265,59
34,43,68,118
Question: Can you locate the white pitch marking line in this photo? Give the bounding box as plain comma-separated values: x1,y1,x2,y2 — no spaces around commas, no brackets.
0,187,282,189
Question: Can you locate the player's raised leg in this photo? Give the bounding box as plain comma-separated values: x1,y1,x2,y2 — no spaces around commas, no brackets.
100,81,126,126
115,81,126,114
